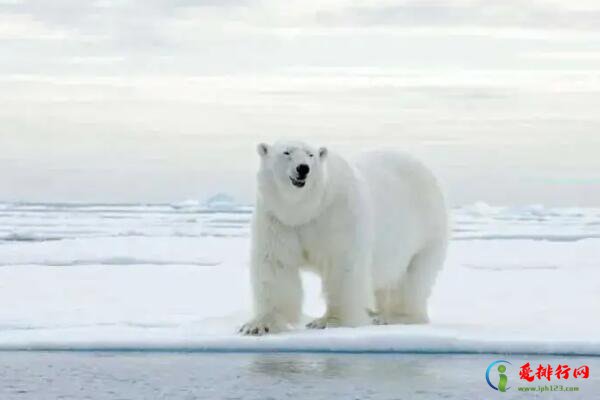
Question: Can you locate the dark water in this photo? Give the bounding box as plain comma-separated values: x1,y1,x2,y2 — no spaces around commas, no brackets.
0,352,598,400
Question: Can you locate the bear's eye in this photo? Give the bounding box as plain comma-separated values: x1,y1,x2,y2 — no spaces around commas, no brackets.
283,151,290,156
308,153,314,157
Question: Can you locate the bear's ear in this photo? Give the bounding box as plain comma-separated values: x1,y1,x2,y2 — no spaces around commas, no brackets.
318,147,328,159
257,143,269,158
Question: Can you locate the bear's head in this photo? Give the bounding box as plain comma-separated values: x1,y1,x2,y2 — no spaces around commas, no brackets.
255,140,329,225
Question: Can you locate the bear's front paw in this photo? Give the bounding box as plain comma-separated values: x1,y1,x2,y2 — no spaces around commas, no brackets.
306,315,341,330
238,314,286,336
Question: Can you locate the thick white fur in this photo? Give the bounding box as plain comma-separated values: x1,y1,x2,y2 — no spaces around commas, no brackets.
239,141,447,335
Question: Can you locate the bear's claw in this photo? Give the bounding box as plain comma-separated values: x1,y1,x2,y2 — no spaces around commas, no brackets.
306,316,341,330
371,313,429,325
239,314,285,335
239,323,271,336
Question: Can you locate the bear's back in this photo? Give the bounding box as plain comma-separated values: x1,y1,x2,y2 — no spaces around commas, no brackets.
353,151,447,270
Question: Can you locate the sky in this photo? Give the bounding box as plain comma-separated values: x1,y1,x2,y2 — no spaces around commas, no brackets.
1,0,600,206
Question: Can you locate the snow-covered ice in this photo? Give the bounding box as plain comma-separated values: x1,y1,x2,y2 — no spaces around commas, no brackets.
0,201,599,354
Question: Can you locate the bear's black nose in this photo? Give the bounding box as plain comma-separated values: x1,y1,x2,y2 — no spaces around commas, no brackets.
296,164,310,178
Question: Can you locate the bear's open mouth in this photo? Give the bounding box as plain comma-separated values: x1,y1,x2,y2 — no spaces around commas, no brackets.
290,177,306,188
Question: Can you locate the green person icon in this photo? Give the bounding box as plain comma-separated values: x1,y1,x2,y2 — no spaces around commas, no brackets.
497,364,508,392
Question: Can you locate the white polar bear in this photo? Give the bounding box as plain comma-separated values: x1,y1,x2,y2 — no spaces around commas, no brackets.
239,140,448,335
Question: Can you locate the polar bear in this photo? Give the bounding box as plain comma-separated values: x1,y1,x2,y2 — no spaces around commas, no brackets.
239,140,447,335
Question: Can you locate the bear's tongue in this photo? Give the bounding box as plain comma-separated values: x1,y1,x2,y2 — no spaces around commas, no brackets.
290,177,306,188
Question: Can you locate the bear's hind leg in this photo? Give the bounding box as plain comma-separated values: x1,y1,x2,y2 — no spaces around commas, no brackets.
386,243,446,324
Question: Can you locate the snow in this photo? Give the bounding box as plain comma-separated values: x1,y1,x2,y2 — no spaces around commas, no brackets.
0,202,599,354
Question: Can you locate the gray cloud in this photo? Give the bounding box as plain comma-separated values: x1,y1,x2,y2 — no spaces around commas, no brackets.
1,0,600,205
0,0,250,50
313,1,600,31
3,1,600,37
